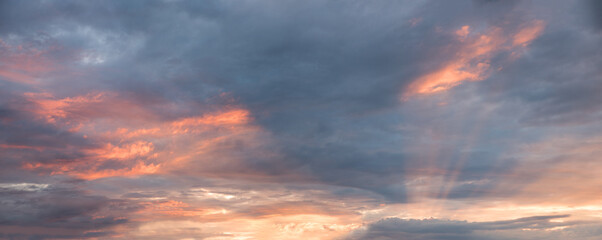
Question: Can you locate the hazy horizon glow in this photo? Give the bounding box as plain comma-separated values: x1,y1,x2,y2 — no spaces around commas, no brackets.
1,0,602,239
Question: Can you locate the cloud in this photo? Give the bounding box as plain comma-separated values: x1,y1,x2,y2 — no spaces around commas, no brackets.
0,0,601,239
0,183,133,239
404,20,545,97
0,0,598,204
346,215,596,240
587,0,602,31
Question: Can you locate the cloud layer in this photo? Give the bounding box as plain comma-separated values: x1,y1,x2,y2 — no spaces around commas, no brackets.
1,0,601,239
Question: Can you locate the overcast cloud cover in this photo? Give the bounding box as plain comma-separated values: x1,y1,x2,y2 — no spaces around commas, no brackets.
1,0,602,239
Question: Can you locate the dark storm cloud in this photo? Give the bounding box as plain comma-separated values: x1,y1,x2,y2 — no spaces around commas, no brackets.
346,215,581,240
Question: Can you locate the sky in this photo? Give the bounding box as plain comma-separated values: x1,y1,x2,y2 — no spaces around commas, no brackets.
1,0,602,239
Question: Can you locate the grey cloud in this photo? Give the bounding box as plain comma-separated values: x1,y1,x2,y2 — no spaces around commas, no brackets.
1,0,601,205
346,215,586,240
587,0,602,31
477,1,602,126
0,184,133,239
0,91,93,178
1,1,602,239
0,91,95,173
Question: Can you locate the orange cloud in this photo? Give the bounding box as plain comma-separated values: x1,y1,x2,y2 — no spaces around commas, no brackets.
23,91,164,130
89,141,155,160
456,25,470,38
404,20,545,97
128,214,360,240
24,92,106,125
513,20,545,47
170,109,250,134
21,90,260,180
23,159,160,180
0,144,45,151
66,161,161,180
